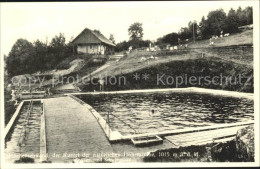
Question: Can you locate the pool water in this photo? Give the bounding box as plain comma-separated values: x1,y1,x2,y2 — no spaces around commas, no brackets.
77,92,254,135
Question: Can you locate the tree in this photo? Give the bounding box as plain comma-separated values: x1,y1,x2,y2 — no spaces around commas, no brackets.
187,21,198,41
178,6,253,41
6,39,35,76
109,34,116,44
161,32,179,45
224,8,239,33
179,27,191,40
178,20,198,41
33,40,48,70
236,6,253,27
50,33,66,48
115,41,129,52
244,6,253,25
198,16,211,39
188,21,198,38
207,9,227,36
49,33,71,64
5,33,74,76
128,22,144,41
237,6,247,26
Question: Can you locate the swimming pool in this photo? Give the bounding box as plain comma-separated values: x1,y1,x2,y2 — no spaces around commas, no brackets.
77,92,254,135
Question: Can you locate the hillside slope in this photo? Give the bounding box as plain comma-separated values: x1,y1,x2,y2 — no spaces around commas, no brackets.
76,30,253,93
80,57,253,93
188,30,253,48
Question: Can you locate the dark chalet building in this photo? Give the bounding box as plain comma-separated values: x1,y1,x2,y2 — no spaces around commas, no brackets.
72,28,115,55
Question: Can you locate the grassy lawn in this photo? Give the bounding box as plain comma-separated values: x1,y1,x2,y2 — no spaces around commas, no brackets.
188,30,253,49
88,49,200,79
83,47,252,82
80,30,253,81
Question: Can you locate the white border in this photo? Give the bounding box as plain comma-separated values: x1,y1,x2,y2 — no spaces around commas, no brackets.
0,2,5,168
253,0,260,166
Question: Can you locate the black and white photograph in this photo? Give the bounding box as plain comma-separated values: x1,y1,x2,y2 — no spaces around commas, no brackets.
0,0,259,168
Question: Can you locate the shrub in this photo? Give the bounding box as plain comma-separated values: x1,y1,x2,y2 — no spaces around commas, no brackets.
14,157,35,163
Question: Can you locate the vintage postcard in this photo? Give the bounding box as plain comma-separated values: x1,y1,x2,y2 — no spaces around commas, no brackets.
0,0,259,168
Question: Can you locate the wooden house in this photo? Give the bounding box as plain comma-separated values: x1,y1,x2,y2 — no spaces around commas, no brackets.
72,28,115,55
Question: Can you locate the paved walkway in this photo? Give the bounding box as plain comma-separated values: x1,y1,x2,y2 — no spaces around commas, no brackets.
68,87,253,100
44,96,113,162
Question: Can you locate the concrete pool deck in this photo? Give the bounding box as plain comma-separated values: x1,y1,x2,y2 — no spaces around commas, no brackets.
109,121,254,142
43,96,113,162
65,87,254,100
165,124,252,147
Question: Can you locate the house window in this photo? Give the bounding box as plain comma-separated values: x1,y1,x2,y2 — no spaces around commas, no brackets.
90,45,92,49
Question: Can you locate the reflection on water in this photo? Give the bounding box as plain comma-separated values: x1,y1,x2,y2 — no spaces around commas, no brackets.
78,92,254,135
5,103,41,163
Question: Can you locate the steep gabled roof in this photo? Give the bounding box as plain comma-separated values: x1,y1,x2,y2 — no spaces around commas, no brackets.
72,28,115,47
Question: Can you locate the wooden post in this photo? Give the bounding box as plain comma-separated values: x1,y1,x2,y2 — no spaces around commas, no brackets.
99,43,101,55
193,21,196,43
107,111,110,139
99,79,104,92
73,45,75,56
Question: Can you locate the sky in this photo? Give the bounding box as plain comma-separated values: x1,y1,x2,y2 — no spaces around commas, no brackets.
0,1,255,57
